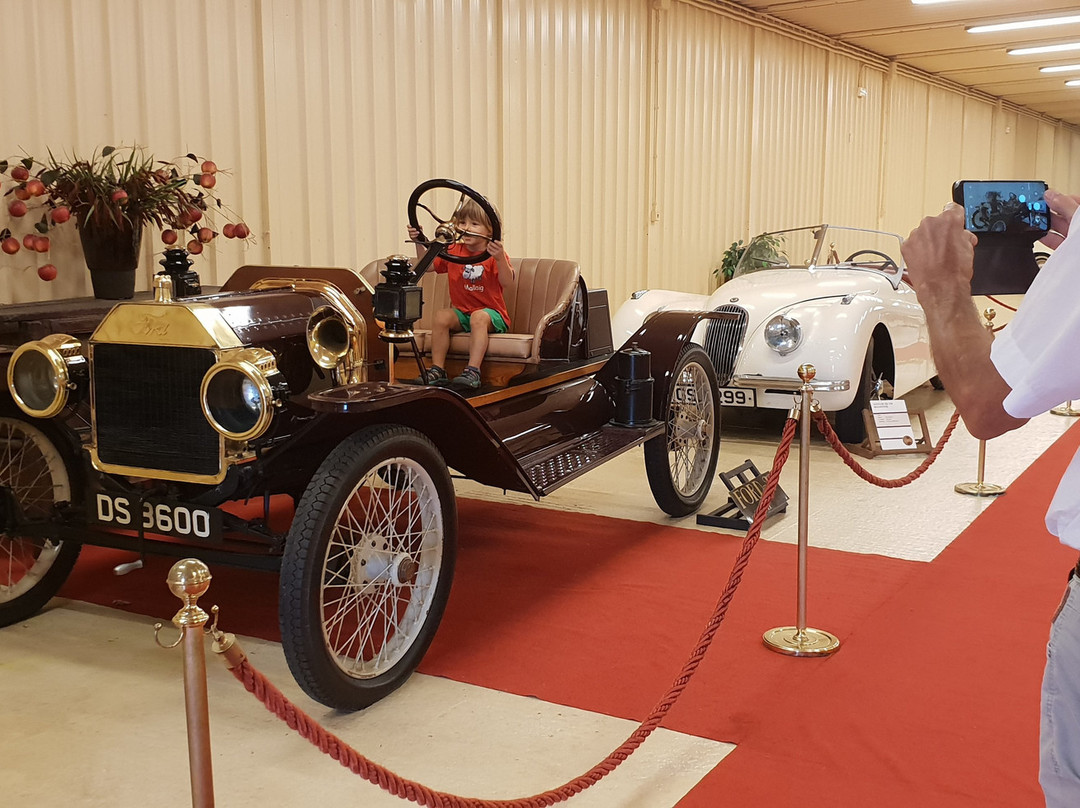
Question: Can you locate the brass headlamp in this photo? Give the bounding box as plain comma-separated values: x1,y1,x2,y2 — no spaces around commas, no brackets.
7,334,86,418
200,347,287,442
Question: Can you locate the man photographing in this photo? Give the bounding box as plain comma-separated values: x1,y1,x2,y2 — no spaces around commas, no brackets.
901,188,1080,806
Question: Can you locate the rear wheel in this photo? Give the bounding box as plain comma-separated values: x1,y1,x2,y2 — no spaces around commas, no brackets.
644,346,721,516
0,416,80,627
279,424,456,710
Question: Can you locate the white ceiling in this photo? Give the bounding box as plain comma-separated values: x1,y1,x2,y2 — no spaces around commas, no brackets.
727,0,1080,128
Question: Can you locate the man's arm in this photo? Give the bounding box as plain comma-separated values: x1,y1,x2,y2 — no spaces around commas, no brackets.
900,205,1027,440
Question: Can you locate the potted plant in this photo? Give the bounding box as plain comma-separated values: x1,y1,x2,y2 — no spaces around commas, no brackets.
1,145,251,298
713,233,784,287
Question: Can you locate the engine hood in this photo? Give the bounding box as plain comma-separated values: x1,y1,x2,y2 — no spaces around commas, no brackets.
90,288,336,349
717,269,886,324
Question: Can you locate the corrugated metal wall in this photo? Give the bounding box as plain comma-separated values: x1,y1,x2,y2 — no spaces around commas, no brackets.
1,0,1078,308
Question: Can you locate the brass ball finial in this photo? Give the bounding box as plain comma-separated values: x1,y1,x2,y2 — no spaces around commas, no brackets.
797,363,817,382
167,558,212,628
983,307,997,324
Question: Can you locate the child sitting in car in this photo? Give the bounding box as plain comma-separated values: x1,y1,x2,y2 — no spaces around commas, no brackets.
407,199,514,390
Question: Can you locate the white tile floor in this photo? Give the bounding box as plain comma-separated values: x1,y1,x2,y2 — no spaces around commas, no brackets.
2,381,1077,807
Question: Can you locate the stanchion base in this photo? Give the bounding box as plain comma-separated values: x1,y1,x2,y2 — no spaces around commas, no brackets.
762,626,840,657
1051,404,1080,417
954,481,1006,497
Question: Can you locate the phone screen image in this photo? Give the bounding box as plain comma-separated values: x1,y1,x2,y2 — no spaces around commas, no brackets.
957,181,1049,234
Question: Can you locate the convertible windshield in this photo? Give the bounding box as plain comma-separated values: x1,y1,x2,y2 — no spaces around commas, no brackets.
732,225,905,278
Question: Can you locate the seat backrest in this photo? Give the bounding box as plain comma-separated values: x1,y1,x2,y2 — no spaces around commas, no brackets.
359,257,580,335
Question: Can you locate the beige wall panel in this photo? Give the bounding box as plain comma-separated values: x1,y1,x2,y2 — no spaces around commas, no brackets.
820,59,884,231
1035,121,1057,184
745,29,828,235
960,100,994,180
880,75,930,234
989,108,1019,180
922,86,965,215
0,0,265,304
500,0,649,301
649,3,754,294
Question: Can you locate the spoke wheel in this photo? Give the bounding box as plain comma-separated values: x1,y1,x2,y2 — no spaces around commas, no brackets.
644,346,721,516
0,416,80,627
279,424,456,710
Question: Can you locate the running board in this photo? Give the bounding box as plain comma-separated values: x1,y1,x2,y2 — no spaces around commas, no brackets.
521,421,664,496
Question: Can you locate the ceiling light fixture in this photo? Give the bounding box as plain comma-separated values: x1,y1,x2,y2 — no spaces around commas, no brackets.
1040,63,1080,73
1067,79,1080,86
910,0,965,5
968,15,1080,34
1008,42,1080,56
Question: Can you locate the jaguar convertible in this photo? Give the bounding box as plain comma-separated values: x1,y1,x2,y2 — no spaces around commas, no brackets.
611,225,938,443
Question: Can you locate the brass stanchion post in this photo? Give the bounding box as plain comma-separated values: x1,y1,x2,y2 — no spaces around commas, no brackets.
763,364,841,657
154,559,216,808
956,308,1005,497
1051,401,1080,417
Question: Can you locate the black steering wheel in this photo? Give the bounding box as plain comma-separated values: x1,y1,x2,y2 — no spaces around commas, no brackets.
844,249,899,273
407,178,502,266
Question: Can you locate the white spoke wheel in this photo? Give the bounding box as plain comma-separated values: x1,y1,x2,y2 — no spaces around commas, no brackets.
279,425,456,710
833,337,877,444
644,346,721,516
0,416,80,626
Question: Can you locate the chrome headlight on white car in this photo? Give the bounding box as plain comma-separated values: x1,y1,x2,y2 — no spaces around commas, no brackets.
763,314,802,355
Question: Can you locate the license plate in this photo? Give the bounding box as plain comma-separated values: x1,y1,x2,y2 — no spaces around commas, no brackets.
718,386,756,407
93,492,222,542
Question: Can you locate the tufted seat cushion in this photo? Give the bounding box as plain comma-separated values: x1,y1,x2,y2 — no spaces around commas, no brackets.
360,257,581,364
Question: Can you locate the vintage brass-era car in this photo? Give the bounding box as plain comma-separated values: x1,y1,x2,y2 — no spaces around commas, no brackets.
0,180,734,709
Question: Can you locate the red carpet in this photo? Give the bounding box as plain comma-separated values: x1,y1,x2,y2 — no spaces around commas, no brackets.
58,421,1080,807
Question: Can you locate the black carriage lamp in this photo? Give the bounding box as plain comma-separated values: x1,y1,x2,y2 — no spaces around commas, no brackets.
156,248,203,299
373,220,459,340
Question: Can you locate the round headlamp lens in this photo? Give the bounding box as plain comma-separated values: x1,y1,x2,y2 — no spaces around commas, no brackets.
204,367,268,439
764,315,802,356
10,349,61,414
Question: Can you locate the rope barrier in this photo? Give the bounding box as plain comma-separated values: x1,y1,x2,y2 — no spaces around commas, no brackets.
812,409,961,488
221,416,801,807
983,295,1018,313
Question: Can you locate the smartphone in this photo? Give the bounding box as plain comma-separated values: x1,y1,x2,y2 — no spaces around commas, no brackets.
952,180,1049,235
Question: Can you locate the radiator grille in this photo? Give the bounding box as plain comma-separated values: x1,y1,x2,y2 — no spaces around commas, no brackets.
702,305,748,385
93,344,221,476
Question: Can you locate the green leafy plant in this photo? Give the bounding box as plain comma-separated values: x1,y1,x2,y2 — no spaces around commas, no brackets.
713,233,785,286
0,144,251,278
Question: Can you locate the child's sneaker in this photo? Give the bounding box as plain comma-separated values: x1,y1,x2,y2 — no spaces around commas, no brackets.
451,366,482,390
411,365,448,385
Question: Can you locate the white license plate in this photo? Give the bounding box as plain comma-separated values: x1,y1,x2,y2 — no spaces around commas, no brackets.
93,492,222,541
718,386,756,407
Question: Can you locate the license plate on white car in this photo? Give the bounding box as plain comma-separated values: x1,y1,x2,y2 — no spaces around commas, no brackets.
718,386,756,407
93,492,222,542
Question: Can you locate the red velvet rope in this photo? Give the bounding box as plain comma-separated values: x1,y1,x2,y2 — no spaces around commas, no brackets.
984,295,1018,313
813,409,961,488
226,416,801,807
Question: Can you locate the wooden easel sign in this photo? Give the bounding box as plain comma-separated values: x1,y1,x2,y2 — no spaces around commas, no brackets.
849,399,935,458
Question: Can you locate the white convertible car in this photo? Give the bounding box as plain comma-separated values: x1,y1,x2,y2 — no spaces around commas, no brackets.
612,225,938,443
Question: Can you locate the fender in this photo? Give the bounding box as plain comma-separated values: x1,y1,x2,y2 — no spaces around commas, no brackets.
597,309,739,421
307,382,538,495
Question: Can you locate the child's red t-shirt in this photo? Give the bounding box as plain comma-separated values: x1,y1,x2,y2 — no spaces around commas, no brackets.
432,244,513,328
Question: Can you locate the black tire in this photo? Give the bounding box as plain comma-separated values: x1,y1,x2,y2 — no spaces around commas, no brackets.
644,346,721,516
930,375,945,391
834,339,875,444
279,424,456,710
0,416,81,627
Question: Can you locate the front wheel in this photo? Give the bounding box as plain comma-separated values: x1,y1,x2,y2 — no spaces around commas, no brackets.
644,346,721,516
0,416,81,627
833,339,875,444
279,424,457,710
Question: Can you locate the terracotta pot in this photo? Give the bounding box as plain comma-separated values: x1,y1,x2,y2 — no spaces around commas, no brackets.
79,224,143,299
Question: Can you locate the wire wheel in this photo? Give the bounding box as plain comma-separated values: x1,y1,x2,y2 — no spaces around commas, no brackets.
280,424,456,710
0,416,80,626
644,346,721,516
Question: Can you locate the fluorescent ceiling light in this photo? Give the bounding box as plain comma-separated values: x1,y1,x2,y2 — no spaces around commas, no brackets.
968,15,1080,34
1067,79,1080,86
911,0,964,5
1040,63,1080,73
1008,42,1080,56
